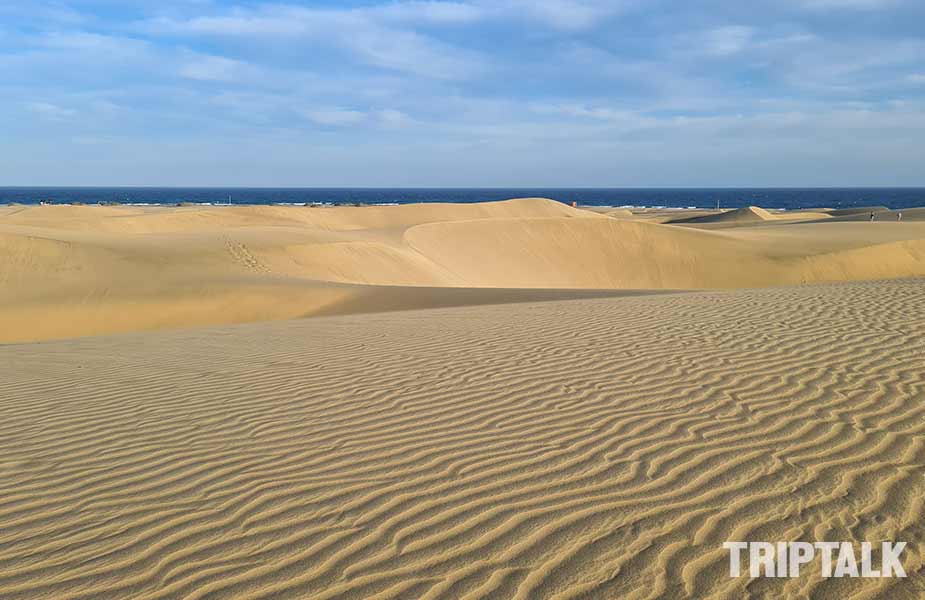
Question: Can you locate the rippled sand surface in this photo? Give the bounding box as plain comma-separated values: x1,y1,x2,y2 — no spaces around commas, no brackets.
2,279,923,598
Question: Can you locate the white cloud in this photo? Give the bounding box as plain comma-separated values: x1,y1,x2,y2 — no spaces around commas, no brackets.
146,13,306,37
375,109,415,127
299,107,422,129
373,1,484,24
348,27,483,79
179,55,251,82
770,37,925,93
144,5,485,79
0,2,87,26
795,0,902,9
473,0,628,30
25,101,77,121
301,107,368,126
702,26,755,57
37,31,150,54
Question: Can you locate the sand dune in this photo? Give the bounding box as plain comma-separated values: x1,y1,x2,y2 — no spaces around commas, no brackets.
828,206,891,217
669,205,776,223
820,207,925,223
1,279,923,598
665,205,836,227
3,199,925,342
4,199,925,598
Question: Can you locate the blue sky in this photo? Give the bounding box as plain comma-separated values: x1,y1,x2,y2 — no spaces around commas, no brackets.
2,0,924,186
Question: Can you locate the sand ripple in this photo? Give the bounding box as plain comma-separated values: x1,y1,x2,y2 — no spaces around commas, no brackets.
1,280,924,598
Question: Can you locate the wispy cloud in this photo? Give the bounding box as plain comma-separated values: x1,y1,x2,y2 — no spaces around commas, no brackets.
486,0,629,30
794,0,903,10
143,5,486,79
2,0,924,185
301,107,368,127
700,26,755,57
179,54,248,82
25,101,78,121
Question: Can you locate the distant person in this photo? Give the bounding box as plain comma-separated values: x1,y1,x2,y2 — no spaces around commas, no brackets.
898,211,903,221
870,211,875,221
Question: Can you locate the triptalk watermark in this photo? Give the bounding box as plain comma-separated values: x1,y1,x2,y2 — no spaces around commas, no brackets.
723,542,907,578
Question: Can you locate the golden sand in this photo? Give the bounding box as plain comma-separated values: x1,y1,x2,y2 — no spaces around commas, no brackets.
2,200,924,598
2,199,925,342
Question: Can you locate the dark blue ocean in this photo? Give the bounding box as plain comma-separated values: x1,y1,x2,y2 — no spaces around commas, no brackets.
2,187,924,210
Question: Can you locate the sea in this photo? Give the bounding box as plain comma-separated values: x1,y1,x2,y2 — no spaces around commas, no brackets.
2,187,924,210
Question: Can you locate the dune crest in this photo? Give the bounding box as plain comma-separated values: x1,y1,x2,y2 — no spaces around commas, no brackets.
2,199,925,341
703,205,775,222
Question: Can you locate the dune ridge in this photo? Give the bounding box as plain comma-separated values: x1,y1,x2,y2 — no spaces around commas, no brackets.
3,199,925,342
1,279,923,598
669,205,776,223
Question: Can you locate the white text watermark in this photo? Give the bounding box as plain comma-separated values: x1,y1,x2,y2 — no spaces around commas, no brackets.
723,542,906,578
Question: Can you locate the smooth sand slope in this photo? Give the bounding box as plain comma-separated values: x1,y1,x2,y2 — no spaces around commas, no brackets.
664,206,835,227
668,205,778,224
3,199,925,342
1,279,924,599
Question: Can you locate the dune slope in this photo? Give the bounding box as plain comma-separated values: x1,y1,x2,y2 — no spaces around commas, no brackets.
670,205,775,224
3,199,925,342
1,279,923,599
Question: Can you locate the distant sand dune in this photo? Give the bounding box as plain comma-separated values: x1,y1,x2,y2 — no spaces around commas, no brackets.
821,207,925,223
1,279,923,598
828,206,891,217
3,198,925,342
664,205,836,226
668,205,776,224
603,208,634,218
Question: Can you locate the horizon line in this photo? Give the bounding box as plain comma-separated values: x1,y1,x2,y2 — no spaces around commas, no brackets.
3,185,925,191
